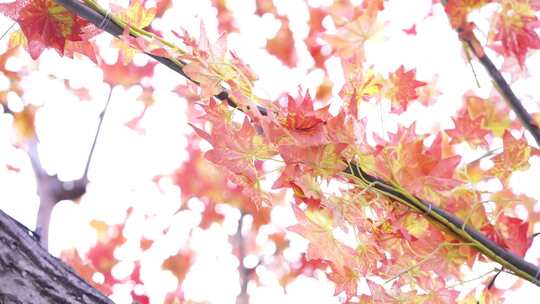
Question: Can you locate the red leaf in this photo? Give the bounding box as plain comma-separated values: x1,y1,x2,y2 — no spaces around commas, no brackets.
482,215,532,257
266,17,297,67
386,65,426,113
328,266,358,299
0,0,99,60
445,0,492,29
492,11,540,66
446,110,490,148
101,59,156,87
403,24,417,35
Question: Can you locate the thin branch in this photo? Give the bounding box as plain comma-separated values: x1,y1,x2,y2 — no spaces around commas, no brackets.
83,85,113,180
34,85,112,248
442,2,540,146
0,21,17,42
54,0,540,287
236,210,249,304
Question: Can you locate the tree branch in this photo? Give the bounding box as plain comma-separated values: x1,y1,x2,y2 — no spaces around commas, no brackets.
54,0,540,287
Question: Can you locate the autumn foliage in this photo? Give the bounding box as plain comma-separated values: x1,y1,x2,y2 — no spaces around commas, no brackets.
2,0,540,303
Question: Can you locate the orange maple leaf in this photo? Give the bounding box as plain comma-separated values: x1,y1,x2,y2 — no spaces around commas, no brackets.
445,0,492,29
446,109,490,148
488,131,538,183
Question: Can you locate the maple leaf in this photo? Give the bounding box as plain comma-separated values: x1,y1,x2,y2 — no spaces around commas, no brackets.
255,0,277,16
288,206,356,272
111,0,157,65
0,0,100,60
488,131,538,183
361,280,418,303
179,22,239,99
277,92,331,145
13,105,37,139
339,68,383,118
162,250,193,282
266,16,297,67
278,143,348,178
327,265,358,299
101,59,156,87
445,0,492,29
386,65,426,113
491,4,540,66
323,11,382,59
199,200,225,229
377,126,462,196
114,0,156,28
464,95,511,137
403,24,417,35
416,75,442,106
305,7,330,69
403,213,430,239
86,221,126,288
481,215,532,257
446,109,490,148
197,117,275,181
211,0,237,32
61,249,108,294
190,118,275,208
64,39,99,63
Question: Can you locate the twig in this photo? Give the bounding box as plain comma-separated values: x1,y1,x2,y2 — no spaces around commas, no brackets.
236,210,249,304
83,85,113,180
0,21,16,42
34,85,112,249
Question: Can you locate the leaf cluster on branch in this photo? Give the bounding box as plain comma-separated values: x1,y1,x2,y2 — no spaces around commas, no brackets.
2,0,540,303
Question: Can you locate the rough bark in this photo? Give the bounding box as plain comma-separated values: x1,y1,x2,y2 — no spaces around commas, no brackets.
0,209,112,304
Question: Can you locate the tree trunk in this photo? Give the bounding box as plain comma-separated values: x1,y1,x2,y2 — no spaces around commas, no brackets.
0,209,112,304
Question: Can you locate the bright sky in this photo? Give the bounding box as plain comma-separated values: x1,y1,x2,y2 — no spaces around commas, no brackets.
1,0,540,303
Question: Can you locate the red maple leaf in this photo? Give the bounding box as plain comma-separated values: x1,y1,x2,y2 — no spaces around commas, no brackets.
266,16,297,67
491,10,540,66
481,215,532,257
403,24,417,35
0,0,100,60
278,92,331,145
211,0,237,32
101,59,156,87
386,65,426,113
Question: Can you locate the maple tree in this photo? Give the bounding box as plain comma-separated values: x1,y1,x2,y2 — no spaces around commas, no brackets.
2,0,540,303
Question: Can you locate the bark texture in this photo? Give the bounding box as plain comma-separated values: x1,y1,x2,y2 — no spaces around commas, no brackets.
0,209,112,304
